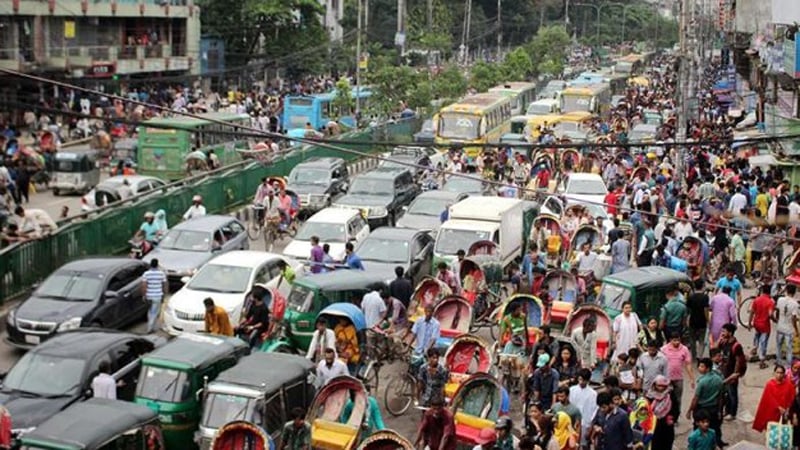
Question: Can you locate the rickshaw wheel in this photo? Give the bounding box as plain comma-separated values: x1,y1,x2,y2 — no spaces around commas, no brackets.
358,360,380,393
384,373,415,416
737,296,755,329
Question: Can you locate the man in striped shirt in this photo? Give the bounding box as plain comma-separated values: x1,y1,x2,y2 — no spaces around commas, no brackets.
141,258,168,333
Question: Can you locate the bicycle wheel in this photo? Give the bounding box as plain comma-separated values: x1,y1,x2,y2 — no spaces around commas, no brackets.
247,216,261,241
359,360,380,393
384,373,415,417
738,296,754,328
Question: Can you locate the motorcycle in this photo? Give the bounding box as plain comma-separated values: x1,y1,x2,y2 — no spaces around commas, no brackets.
129,237,155,259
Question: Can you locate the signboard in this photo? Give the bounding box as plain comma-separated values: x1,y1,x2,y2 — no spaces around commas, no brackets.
784,32,800,79
85,63,116,78
64,20,75,39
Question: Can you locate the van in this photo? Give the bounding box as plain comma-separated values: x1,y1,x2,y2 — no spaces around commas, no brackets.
287,157,350,215
282,207,370,264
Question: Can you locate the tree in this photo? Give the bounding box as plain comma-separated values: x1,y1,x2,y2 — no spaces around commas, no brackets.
365,65,420,116
331,77,355,119
501,47,534,80
469,61,501,92
432,65,468,101
525,25,570,77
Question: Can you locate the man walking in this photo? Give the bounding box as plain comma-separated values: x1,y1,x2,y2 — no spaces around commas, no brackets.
774,284,799,368
686,358,726,448
141,258,167,333
749,284,775,369
661,331,695,419
718,323,747,420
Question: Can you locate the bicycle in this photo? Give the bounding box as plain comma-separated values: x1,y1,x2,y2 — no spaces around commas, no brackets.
263,217,280,252
358,327,413,397
737,281,786,328
383,359,418,417
247,204,265,241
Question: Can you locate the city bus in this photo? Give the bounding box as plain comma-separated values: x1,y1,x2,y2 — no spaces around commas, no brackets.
488,82,538,116
560,83,612,118
434,92,513,156
282,88,372,132
137,112,250,180
614,54,645,77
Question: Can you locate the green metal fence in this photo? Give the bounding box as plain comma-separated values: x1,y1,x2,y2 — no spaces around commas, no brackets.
0,118,420,303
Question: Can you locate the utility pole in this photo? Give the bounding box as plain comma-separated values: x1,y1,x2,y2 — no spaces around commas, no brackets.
675,0,689,190
460,0,472,64
496,0,502,58
397,0,406,56
356,0,362,116
427,0,433,29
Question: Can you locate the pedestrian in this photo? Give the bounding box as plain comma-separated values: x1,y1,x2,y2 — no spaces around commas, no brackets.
687,410,717,450
715,267,743,305
361,285,387,329
410,305,440,360
417,347,449,407
718,323,747,420
91,360,117,400
552,386,582,435
494,416,518,450
571,316,598,369
277,260,295,284
635,340,668,393
306,317,337,363
645,376,675,450
569,368,598,450
610,233,631,274
389,266,413,308
685,279,710,359
591,391,633,450
414,394,456,450
315,348,348,389
686,358,725,448
344,241,364,270
612,301,641,359
182,194,206,220
661,331,695,419
140,258,167,333
203,298,233,336
658,287,687,338
279,407,311,450
753,365,796,432
707,285,736,348
636,218,656,267
309,236,324,273
749,283,775,369
774,284,799,368
638,317,666,350
527,353,559,411
15,163,30,204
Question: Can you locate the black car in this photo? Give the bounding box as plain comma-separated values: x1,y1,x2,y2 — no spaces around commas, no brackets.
334,169,420,228
0,330,164,436
355,227,434,285
287,157,350,215
6,258,150,349
413,119,435,144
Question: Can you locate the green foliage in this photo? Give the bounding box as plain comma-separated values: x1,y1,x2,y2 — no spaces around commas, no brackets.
469,61,501,92
525,25,570,77
432,65,468,101
365,65,420,116
501,47,534,80
331,78,355,119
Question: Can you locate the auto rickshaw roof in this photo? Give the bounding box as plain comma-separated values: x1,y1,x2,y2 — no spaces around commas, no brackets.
213,352,314,394
603,266,690,290
20,398,157,450
293,270,388,292
142,334,249,370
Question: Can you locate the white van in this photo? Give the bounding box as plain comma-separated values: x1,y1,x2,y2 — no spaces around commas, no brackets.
525,98,560,116
283,207,370,263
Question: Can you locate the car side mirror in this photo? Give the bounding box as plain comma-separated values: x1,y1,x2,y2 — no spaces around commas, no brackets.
104,290,118,299
402,206,408,212
196,388,204,402
340,183,349,192
181,276,191,284
84,388,93,399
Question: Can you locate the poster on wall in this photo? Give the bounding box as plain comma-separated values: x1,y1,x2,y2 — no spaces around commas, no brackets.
784,32,800,79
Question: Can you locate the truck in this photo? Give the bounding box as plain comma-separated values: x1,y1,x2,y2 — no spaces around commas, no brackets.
433,196,534,271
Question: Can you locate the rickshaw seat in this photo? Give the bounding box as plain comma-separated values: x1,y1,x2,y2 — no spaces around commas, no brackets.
311,419,359,450
454,412,495,444
597,341,609,360
445,373,469,399
550,301,572,325
440,328,461,338
319,389,348,421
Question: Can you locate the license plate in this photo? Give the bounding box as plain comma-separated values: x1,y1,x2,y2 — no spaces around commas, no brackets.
24,335,40,345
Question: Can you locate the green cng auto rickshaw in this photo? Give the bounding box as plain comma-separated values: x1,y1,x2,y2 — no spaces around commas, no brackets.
19,398,164,450
51,150,100,195
197,352,316,448
597,266,691,320
134,334,250,450
261,270,388,354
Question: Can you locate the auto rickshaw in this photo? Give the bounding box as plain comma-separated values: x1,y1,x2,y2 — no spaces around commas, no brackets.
407,277,452,323
19,398,165,450
134,334,250,450
308,375,369,450
596,266,691,319
443,334,493,401
450,374,506,446
51,150,100,195
261,271,387,353
434,295,474,348
211,421,272,450
357,430,415,450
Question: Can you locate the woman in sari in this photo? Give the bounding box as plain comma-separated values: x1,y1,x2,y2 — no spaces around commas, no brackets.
629,398,656,450
552,411,578,450
753,365,796,432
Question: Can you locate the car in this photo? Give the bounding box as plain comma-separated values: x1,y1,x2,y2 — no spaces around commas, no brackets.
282,207,370,263
162,251,304,336
628,123,659,145
0,330,164,437
540,195,565,217
442,175,493,196
559,173,608,208
333,169,420,228
142,215,249,288
80,175,168,210
396,190,469,232
537,80,567,100
583,203,615,241
355,227,434,285
5,258,151,349
413,119,435,144
378,146,447,177
286,157,350,215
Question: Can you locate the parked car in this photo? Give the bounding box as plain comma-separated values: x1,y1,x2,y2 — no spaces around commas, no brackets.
378,146,446,177
143,215,248,288
396,190,468,232
558,173,608,208
442,175,493,196
413,119,435,144
355,227,434,285
0,330,164,437
6,258,151,349
287,157,350,215
81,175,167,210
283,207,370,264
334,169,419,228
162,251,303,335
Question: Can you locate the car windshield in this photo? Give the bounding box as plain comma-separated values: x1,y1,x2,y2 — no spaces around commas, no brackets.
526,103,553,115
408,198,449,216
358,238,410,264
202,393,256,429
435,229,491,255
597,283,631,311
295,222,346,242
36,272,105,301
443,178,482,194
287,284,315,313
288,168,331,186
566,178,607,195
3,353,86,396
187,265,252,294
421,120,434,132
348,178,394,196
158,230,212,252
136,366,190,403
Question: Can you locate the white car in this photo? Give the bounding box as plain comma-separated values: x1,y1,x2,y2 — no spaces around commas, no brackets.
559,173,608,208
81,175,168,210
162,251,304,336
282,207,370,264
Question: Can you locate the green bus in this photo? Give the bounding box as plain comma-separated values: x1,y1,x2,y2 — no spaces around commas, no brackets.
137,112,251,180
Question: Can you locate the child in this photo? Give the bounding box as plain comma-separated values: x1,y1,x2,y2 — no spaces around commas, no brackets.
687,410,716,450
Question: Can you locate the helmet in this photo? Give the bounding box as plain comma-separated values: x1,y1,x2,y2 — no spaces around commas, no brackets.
192,195,202,202
494,416,512,431
144,211,155,219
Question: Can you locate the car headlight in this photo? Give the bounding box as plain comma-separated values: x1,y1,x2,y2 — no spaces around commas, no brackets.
369,206,388,217
6,309,15,327
57,317,83,331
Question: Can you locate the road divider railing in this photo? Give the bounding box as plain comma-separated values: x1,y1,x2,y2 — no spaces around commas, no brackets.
0,118,419,302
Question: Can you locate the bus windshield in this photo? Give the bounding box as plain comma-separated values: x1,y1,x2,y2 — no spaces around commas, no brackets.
561,95,592,114
438,113,480,140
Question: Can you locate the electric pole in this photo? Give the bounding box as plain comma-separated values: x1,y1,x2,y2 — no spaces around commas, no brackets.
356,0,362,115
675,0,690,190
460,0,472,64
427,0,433,29
397,0,406,56
497,0,502,58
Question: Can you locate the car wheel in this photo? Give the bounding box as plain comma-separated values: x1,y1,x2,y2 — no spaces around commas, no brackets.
89,320,102,329
52,188,60,196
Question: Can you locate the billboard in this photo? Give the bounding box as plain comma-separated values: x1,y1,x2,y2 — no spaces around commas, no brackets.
784,32,800,79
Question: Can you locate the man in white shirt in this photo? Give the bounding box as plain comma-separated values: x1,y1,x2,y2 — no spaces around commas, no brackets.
12,206,58,237
315,348,349,389
774,284,800,368
361,287,387,329
728,188,748,216
91,361,117,400
569,368,598,449
673,218,694,242
306,318,337,363
183,195,207,221
575,243,598,273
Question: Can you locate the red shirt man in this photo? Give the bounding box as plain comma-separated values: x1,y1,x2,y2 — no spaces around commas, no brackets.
750,289,775,334
604,188,620,216
536,167,550,189
415,397,456,450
